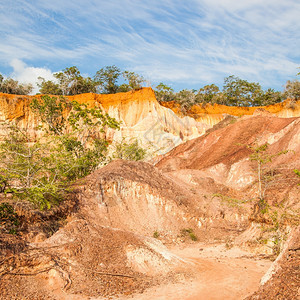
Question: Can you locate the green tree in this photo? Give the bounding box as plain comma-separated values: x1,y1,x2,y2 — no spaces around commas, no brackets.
0,125,64,209
31,95,119,143
248,143,288,211
0,95,120,209
284,80,300,101
257,88,283,106
175,89,197,112
196,84,225,105
223,75,262,106
94,65,121,94
37,77,63,95
118,71,145,92
30,95,69,135
54,66,96,95
154,83,175,103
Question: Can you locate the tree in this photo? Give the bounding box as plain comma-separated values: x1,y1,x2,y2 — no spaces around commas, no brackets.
53,66,96,95
30,95,120,142
0,77,33,95
222,76,284,107
223,75,262,106
284,80,300,101
175,89,197,112
37,77,63,95
196,84,225,105
257,88,283,106
154,83,175,103
0,125,63,209
94,65,121,94
30,95,69,135
248,143,288,211
0,95,120,209
119,71,145,91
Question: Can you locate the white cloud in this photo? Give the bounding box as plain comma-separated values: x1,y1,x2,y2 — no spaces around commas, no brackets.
10,59,56,94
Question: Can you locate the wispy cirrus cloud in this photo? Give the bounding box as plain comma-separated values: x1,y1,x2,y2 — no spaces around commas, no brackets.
0,0,299,91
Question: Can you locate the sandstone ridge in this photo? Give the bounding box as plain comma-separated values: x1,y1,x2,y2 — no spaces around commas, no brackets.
1,88,299,155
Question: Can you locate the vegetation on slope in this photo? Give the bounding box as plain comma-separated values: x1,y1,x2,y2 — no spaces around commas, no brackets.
0,95,120,210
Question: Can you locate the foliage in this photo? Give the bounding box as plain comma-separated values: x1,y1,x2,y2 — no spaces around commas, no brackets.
0,95,120,209
259,88,284,106
153,231,160,238
35,66,147,95
53,66,97,95
0,75,33,95
223,75,270,107
284,80,300,101
248,142,289,206
294,169,300,177
180,228,197,241
154,76,283,109
30,95,119,136
0,203,21,234
174,89,197,112
0,125,66,209
37,77,63,95
212,193,248,208
196,84,225,105
94,65,121,94
118,71,145,92
112,138,146,161
30,95,69,135
154,83,175,102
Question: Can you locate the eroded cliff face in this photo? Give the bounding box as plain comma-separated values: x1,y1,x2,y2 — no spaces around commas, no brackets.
0,89,203,154
161,98,300,122
1,88,299,155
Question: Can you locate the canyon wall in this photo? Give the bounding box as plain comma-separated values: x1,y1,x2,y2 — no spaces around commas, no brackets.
1,88,299,155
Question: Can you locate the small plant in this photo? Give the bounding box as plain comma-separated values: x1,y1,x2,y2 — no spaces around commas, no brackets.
212,193,248,208
180,228,198,241
225,237,234,249
294,169,300,185
0,203,20,234
153,231,160,238
112,138,146,161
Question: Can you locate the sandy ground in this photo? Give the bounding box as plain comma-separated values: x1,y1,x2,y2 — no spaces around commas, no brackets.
115,243,272,300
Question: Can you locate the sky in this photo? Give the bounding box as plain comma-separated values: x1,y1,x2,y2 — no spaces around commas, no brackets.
0,0,299,94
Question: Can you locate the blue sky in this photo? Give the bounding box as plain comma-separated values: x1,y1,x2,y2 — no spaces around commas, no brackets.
0,0,299,93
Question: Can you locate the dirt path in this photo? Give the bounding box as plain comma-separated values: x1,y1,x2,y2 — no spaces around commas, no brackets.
117,243,272,300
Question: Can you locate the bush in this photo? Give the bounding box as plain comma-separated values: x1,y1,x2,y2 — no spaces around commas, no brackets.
0,203,20,234
180,228,198,241
0,95,120,210
112,139,146,161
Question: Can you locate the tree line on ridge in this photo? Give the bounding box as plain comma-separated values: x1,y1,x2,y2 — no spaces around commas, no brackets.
1,65,299,108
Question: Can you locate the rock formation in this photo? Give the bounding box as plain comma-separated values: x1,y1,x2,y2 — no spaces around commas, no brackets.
1,88,299,155
0,90,299,299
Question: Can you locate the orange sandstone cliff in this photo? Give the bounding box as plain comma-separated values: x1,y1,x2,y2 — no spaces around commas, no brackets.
1,88,299,154
162,98,300,125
